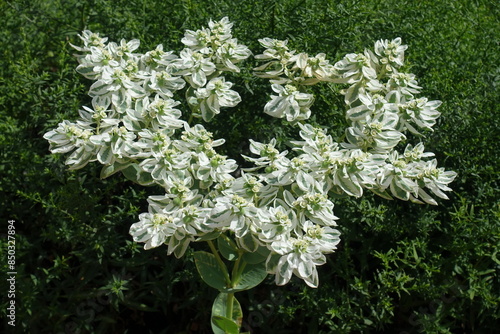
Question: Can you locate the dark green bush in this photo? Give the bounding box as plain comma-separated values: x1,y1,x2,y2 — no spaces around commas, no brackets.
1,0,498,333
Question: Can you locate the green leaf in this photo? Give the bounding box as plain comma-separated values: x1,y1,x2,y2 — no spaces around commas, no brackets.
347,105,370,120
211,293,242,334
241,245,271,264
112,89,126,110
230,261,268,292
193,251,229,291
265,253,281,273
389,180,410,201
196,230,221,241
201,100,217,122
212,316,239,334
370,187,394,200
76,64,96,76
97,145,113,165
296,171,315,192
238,232,259,252
100,161,130,179
121,164,154,186
335,171,362,197
218,235,239,261
89,80,109,96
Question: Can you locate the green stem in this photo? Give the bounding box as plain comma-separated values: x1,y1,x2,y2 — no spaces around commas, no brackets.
231,254,242,282
207,240,232,286
377,66,387,80
226,292,234,320
231,250,247,285
207,239,237,320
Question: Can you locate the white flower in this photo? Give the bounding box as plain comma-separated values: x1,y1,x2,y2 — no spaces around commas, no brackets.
264,84,314,121
414,159,457,201
292,123,339,156
132,129,172,158
130,201,211,256
182,27,213,53
89,126,137,164
194,152,237,187
146,69,186,97
140,141,192,182
176,123,225,154
44,120,93,154
386,72,421,98
259,205,297,242
45,24,458,290
268,236,326,288
181,17,250,74
77,98,120,134
302,221,341,253
130,212,177,250
287,191,338,226
398,97,442,134
333,50,378,83
374,37,407,71
243,138,288,168
75,46,118,80
214,39,251,72
136,95,185,131
293,52,336,83
167,204,213,258
140,44,178,70
190,77,242,122
208,17,233,42
171,49,216,88
254,38,295,82
73,30,108,51
377,151,419,201
344,113,405,152
161,171,198,204
255,38,292,60
107,38,141,58
346,91,397,122
232,173,264,199
403,143,435,162
210,194,259,239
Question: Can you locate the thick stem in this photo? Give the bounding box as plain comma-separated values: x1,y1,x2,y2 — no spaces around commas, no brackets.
226,292,234,320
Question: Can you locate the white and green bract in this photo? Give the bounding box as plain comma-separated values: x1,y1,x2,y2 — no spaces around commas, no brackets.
44,18,456,288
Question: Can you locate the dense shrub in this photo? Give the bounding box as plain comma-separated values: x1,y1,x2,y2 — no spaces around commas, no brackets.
1,0,498,333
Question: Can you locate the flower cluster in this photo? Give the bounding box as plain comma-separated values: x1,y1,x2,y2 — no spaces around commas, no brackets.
254,38,338,121
44,18,250,170
255,37,457,206
44,19,456,289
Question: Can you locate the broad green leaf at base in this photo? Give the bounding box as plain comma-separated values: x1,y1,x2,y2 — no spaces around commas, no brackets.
211,292,242,334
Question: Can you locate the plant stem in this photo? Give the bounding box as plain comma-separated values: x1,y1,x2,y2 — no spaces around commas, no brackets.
226,292,234,320
231,249,247,286
207,240,232,286
207,239,236,320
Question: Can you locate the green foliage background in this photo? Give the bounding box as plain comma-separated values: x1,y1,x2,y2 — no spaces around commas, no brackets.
1,0,498,333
